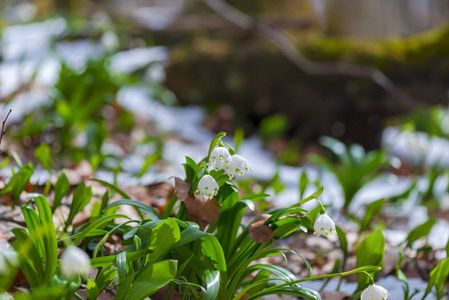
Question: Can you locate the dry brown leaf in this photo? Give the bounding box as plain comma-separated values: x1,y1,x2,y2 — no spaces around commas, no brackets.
321,291,349,300
151,285,182,300
249,214,273,243
148,182,174,212
0,230,7,242
64,160,94,185
174,177,220,230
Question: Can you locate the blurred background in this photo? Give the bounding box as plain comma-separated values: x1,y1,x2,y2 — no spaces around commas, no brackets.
2,0,449,157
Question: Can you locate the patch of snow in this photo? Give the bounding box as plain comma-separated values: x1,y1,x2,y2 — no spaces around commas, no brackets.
117,86,211,142
349,175,412,212
56,40,102,71
236,137,277,181
132,1,184,30
0,92,50,123
428,219,449,258
109,47,168,73
382,127,449,167
2,18,66,61
383,229,407,245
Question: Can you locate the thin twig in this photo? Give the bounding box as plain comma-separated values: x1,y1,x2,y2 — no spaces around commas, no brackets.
0,109,12,151
203,0,417,108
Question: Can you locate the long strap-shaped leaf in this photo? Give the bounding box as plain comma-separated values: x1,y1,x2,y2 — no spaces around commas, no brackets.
30,194,58,284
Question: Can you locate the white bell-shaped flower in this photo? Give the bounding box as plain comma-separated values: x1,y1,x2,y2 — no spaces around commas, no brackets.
196,175,219,199
313,214,336,237
225,154,251,179
208,147,231,171
0,243,18,275
60,246,91,279
361,284,389,300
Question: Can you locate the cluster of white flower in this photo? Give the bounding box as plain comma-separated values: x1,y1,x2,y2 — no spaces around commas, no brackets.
197,146,251,199
313,214,389,299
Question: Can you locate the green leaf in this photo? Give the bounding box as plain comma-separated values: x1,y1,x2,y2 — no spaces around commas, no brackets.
174,226,210,247
446,238,449,258
90,179,131,199
138,151,160,178
424,257,449,298
32,195,58,284
204,270,220,300
247,270,270,296
127,260,177,300
148,218,180,264
52,172,70,213
200,235,227,299
296,185,323,205
21,206,45,257
360,199,385,232
73,214,130,245
64,182,92,231
356,229,384,292
90,249,151,268
1,163,33,207
34,144,51,171
207,132,226,158
10,228,44,288
102,199,160,221
239,199,255,211
396,252,408,286
336,226,348,260
272,216,301,239
299,171,308,200
87,268,117,300
215,185,242,258
116,251,127,280
233,127,244,152
405,218,437,248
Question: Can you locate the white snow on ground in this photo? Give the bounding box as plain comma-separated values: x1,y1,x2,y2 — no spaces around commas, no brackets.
382,127,449,167
109,47,169,73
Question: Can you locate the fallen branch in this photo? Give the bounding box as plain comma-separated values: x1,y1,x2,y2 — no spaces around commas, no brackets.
0,109,12,152
203,0,418,108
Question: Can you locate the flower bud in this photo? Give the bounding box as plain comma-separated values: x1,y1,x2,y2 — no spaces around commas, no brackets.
225,155,251,179
208,147,231,171
361,284,389,300
313,214,336,237
196,175,219,199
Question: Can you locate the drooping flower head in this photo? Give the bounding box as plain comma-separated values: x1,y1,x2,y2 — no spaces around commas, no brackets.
225,154,251,179
313,214,336,237
0,243,18,275
208,147,231,171
361,284,389,300
60,246,91,279
196,175,219,199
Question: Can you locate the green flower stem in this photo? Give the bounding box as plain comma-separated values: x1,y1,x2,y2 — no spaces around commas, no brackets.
220,141,235,155
248,266,381,299
189,161,208,193
363,271,374,285
298,197,325,214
